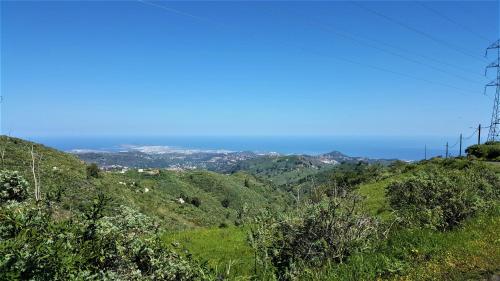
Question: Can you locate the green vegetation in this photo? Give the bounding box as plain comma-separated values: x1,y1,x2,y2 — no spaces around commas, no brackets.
86,163,100,179
0,136,291,229
357,177,394,220
162,227,254,279
466,141,500,161
0,195,215,280
1,136,499,280
388,162,499,230
249,194,379,279
234,155,335,186
0,170,29,202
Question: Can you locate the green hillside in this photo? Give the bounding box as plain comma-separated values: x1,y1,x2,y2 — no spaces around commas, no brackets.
163,158,500,280
0,136,291,229
234,155,336,186
2,136,499,280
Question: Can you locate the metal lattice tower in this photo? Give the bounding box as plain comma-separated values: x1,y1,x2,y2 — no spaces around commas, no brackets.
485,40,500,142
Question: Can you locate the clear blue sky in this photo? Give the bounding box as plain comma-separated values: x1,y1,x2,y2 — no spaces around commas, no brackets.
1,0,498,137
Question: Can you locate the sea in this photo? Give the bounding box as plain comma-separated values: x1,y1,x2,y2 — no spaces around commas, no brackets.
20,135,473,161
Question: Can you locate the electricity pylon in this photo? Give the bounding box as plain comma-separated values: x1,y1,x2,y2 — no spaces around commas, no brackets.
485,40,500,142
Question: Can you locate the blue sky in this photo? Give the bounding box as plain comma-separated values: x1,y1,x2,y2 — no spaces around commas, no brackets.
1,1,498,137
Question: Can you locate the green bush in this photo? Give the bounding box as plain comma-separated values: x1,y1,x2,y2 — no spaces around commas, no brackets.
221,198,230,208
249,194,379,280
387,164,499,230
86,163,100,179
0,196,216,280
191,197,202,207
0,170,29,203
465,142,500,160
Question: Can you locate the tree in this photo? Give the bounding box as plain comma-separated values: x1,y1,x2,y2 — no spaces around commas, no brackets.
86,163,100,179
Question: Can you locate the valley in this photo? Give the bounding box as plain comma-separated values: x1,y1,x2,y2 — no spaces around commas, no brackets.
1,136,499,280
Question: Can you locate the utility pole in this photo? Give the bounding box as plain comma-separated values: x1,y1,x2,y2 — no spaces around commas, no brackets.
459,133,463,157
424,144,427,160
445,142,449,158
485,40,500,141
478,124,482,145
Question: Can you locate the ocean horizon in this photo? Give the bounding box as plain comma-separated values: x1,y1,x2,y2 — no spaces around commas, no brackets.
15,135,475,161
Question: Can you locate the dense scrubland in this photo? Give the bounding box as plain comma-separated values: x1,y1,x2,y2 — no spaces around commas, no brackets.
1,136,499,280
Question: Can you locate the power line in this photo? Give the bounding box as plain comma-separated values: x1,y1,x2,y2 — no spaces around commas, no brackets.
417,2,491,43
267,7,485,85
462,128,478,140
341,34,484,79
449,137,461,149
137,0,206,22
137,0,480,97
352,2,487,63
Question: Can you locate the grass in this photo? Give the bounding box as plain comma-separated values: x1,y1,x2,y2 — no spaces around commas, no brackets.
296,205,500,281
356,171,409,221
163,162,500,280
357,178,394,220
162,226,255,280
394,206,500,280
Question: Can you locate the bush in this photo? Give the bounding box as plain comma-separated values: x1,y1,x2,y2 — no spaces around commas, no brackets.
0,170,29,203
465,142,500,160
221,198,230,208
86,163,100,179
190,197,201,207
0,197,216,280
387,164,499,230
249,194,379,279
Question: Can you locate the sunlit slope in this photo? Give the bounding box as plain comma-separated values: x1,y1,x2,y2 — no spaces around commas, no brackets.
0,136,291,229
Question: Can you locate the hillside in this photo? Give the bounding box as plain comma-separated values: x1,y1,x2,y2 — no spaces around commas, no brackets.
232,154,336,186
466,141,500,161
75,149,261,173
2,136,499,280
0,136,292,229
160,159,500,280
232,152,397,187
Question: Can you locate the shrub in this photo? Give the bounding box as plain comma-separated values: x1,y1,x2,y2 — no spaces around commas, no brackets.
249,194,379,279
221,198,230,208
0,197,216,280
86,163,100,179
0,170,29,203
465,142,500,160
387,164,499,230
191,197,201,207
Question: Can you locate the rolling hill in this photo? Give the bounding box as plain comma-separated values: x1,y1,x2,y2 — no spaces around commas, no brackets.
0,136,292,229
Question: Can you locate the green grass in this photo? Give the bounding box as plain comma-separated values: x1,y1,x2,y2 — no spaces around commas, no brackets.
357,178,393,220
356,172,408,221
295,205,500,281
397,207,500,280
162,226,255,280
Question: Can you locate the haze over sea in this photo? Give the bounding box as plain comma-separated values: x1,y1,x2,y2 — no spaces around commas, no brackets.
23,135,474,161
